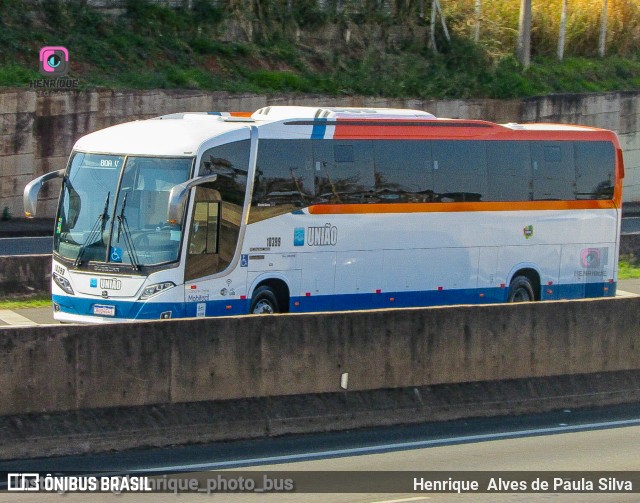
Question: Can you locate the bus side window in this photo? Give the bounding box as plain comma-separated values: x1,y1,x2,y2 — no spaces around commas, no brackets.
250,140,314,223
189,198,220,255
372,140,433,202
432,141,487,202
575,141,615,200
531,142,576,200
486,141,532,201
312,140,375,204
185,187,222,281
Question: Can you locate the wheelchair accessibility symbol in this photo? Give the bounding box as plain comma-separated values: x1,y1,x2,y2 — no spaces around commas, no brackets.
110,246,123,263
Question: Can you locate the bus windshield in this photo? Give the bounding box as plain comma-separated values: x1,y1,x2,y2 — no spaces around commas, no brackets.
54,152,193,267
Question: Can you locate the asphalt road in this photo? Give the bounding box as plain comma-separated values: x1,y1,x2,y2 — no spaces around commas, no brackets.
2,404,640,502
0,236,52,255
622,216,640,234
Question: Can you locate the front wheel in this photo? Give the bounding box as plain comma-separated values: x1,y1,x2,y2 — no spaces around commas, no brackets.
250,286,279,314
507,275,535,302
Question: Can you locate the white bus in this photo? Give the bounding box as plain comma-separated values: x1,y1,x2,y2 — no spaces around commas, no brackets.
24,106,624,322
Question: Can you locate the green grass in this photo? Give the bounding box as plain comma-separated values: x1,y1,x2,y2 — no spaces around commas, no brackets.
0,1,639,98
0,295,51,309
618,257,640,280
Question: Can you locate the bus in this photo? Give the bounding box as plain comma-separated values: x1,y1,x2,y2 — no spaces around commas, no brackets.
23,106,624,323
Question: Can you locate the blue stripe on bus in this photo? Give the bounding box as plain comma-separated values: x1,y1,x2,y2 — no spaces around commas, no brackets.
311,118,327,139
288,282,615,313
54,282,615,321
52,295,187,320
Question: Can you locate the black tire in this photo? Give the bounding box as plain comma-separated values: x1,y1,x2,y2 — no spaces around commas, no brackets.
250,286,279,314
507,275,535,302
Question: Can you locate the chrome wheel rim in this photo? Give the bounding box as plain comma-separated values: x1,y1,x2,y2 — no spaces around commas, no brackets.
253,300,274,314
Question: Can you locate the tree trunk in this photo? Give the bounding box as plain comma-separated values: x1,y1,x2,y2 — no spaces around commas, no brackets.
430,0,437,52
599,0,608,57
474,0,481,43
517,0,532,67
557,0,567,61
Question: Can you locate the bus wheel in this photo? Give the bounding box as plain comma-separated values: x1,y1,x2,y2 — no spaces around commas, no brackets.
250,286,279,314
507,276,535,302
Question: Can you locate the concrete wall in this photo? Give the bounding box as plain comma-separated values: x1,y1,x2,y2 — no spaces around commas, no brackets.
0,254,50,296
1,90,639,219
0,296,639,416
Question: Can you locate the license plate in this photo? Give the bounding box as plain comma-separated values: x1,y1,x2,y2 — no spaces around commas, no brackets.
93,304,116,317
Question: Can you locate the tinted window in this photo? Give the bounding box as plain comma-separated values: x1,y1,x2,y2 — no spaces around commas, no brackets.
313,141,375,203
575,141,615,200
251,140,315,222
531,141,575,200
432,141,487,202
199,140,250,207
373,141,434,202
486,141,532,201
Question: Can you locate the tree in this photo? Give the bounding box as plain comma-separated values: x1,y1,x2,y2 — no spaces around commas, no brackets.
599,0,608,57
557,0,567,61
474,0,481,43
429,0,450,53
517,0,532,67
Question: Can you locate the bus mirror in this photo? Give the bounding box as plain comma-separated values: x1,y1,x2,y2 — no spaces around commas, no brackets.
167,174,218,224
23,169,65,218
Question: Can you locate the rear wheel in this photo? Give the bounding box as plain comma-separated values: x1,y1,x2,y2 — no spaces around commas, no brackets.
508,275,535,302
250,286,279,314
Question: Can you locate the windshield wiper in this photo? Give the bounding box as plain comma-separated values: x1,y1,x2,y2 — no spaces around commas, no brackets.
115,192,140,271
74,192,110,267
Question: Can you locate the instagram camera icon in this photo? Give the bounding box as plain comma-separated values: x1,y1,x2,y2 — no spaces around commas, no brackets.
39,46,69,76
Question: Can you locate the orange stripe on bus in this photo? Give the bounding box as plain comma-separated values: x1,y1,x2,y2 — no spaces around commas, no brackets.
307,200,617,215
333,125,619,142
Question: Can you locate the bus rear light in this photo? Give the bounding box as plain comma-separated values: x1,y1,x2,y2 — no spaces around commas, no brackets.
604,287,609,292
240,295,246,300
376,289,381,294
305,292,311,297
437,286,443,291
226,305,232,310
479,293,485,298
547,281,554,285
500,284,506,288
547,289,553,295
294,301,300,306
53,272,74,295
389,297,395,302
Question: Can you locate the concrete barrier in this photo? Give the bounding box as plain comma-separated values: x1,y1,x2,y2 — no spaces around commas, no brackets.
2,370,639,460
1,296,639,416
0,254,50,296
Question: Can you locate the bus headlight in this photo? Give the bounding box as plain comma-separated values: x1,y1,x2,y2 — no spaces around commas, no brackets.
139,281,176,300
53,272,74,295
